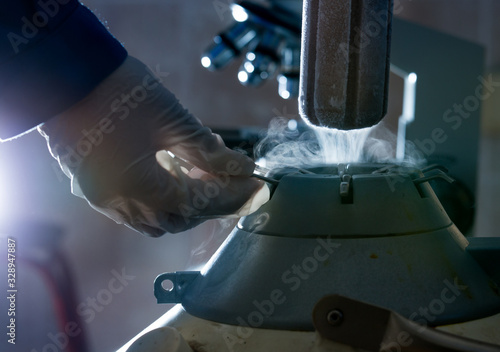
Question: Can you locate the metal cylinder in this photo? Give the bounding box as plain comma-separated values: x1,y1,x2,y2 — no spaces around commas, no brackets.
299,0,393,130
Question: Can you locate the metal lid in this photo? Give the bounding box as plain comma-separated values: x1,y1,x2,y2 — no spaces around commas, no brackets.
241,163,452,237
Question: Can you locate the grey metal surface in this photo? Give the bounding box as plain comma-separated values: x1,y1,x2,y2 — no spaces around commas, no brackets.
154,165,500,330
466,237,500,285
299,0,392,129
313,295,500,351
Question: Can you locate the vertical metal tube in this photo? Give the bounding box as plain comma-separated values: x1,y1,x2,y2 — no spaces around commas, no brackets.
299,0,393,130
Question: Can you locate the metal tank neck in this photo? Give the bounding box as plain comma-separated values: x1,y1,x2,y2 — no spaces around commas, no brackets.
241,163,453,237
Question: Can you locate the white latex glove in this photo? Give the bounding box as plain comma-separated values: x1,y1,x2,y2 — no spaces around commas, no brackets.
39,56,268,237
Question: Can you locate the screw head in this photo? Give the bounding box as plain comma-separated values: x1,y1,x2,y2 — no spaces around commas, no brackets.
327,309,343,326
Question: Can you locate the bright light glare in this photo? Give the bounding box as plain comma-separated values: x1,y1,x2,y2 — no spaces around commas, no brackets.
231,4,248,22
243,61,254,73
287,119,298,130
255,157,267,168
280,89,291,99
238,71,248,83
403,73,417,122
246,52,256,61
201,56,211,68
396,71,417,160
0,172,7,219
408,72,417,84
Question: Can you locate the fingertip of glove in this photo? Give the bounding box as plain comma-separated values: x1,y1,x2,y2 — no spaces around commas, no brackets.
232,180,270,217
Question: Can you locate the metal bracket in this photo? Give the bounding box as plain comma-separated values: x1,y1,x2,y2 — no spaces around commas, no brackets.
313,295,500,352
154,271,200,304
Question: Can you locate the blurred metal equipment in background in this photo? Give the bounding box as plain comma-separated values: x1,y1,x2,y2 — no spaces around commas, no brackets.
201,0,302,99
390,18,483,235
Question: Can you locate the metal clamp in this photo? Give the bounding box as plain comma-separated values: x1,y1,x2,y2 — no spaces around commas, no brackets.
338,164,353,203
413,169,455,185
154,271,200,304
313,295,500,352
420,164,449,174
339,174,352,198
251,173,280,186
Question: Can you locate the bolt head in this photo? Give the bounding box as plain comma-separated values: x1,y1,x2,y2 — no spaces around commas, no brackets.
327,309,343,326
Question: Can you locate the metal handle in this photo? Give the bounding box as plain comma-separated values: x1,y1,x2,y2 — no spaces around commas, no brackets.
413,169,455,185
154,271,200,304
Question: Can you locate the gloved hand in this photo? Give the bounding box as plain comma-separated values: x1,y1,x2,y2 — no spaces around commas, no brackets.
38,56,269,237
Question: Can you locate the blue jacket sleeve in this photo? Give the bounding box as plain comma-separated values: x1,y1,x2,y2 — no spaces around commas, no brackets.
0,0,128,140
